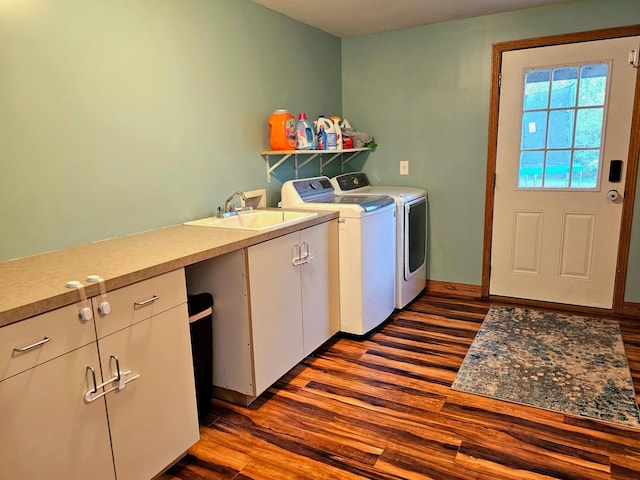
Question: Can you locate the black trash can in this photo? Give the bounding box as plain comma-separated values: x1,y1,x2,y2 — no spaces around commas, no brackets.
187,293,213,423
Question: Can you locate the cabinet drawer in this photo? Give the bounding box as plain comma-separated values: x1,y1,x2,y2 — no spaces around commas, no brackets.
95,269,187,338
0,304,95,382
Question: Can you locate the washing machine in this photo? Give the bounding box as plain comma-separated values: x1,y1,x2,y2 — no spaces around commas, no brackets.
281,176,396,336
331,172,427,308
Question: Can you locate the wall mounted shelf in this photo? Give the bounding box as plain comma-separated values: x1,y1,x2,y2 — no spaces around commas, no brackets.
259,148,370,183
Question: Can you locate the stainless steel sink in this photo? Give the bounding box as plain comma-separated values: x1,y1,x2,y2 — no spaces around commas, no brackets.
184,209,318,232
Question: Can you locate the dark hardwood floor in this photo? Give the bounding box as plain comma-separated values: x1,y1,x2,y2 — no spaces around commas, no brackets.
164,293,640,479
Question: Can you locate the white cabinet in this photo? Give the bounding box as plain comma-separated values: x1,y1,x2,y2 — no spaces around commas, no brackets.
186,220,339,404
96,305,198,480
298,220,340,356
187,249,253,397
248,220,340,394
0,268,199,480
247,229,306,395
92,268,199,480
0,305,114,479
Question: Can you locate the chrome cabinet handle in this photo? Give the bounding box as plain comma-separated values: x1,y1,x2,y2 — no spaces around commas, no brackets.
301,241,314,263
134,295,159,307
86,366,98,394
292,244,305,266
84,356,140,403
292,243,314,266
13,337,50,353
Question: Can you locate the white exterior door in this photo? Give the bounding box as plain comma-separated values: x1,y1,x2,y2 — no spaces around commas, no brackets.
490,36,639,308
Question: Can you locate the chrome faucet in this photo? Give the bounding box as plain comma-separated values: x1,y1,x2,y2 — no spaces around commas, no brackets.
218,191,252,217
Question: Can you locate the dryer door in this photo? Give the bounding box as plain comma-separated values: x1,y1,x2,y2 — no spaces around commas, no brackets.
405,197,427,279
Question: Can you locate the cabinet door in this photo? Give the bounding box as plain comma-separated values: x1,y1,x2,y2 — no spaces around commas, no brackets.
0,343,114,480
300,221,340,355
98,304,199,480
247,231,304,396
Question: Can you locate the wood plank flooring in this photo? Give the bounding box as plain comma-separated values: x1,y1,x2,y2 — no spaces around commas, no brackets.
164,294,640,479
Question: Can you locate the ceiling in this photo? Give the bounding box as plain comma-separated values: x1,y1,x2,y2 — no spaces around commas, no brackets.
252,0,573,38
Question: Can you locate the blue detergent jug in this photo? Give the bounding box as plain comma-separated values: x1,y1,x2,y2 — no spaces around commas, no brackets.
315,115,336,150
295,112,317,150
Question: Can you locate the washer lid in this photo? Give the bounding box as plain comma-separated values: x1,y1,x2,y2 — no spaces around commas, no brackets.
282,176,394,212
331,172,426,203
324,194,394,212
363,186,426,202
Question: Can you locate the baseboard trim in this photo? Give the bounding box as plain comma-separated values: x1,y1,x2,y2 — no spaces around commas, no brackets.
426,280,482,299
211,386,256,407
623,301,640,318
426,280,640,318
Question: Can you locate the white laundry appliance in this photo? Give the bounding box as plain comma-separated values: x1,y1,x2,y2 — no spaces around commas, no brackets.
331,172,427,308
281,176,396,336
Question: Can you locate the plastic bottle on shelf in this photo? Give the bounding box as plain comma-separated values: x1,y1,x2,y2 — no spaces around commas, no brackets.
268,109,296,150
326,125,337,150
317,124,327,150
340,118,354,149
314,115,327,134
315,115,336,150
330,116,343,150
295,112,316,150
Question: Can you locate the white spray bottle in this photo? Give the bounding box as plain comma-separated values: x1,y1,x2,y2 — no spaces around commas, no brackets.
315,115,336,150
330,116,343,150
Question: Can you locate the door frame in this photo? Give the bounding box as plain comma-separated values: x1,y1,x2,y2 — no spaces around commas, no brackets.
482,24,640,313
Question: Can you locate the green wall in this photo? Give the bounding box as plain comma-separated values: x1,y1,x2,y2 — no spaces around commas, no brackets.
342,0,640,302
0,0,341,261
2,0,639,302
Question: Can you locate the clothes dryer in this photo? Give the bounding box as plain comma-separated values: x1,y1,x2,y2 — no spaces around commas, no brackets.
281,176,396,336
331,172,427,308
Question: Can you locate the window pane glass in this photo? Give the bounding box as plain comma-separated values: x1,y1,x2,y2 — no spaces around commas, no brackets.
519,151,544,188
524,70,550,110
575,107,603,148
517,63,608,190
578,64,607,107
547,109,575,148
550,67,578,108
521,111,547,149
572,149,600,189
544,150,571,188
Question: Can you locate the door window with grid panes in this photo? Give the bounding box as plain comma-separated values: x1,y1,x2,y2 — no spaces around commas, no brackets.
518,62,609,189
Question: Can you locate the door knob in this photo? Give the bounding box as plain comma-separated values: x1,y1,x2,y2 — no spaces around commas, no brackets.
607,189,620,201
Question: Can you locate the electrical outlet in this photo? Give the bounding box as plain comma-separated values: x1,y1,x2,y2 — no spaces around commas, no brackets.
400,160,409,175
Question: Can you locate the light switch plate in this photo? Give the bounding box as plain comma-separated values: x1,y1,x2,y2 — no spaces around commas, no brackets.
400,161,409,175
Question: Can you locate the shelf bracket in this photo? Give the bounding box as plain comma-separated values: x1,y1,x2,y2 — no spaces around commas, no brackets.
320,152,343,175
295,153,322,178
260,148,370,182
341,150,364,172
264,153,293,183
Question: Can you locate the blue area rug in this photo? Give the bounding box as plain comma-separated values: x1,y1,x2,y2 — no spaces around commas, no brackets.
451,305,640,429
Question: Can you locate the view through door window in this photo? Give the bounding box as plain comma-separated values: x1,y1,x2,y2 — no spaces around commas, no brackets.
518,62,609,189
